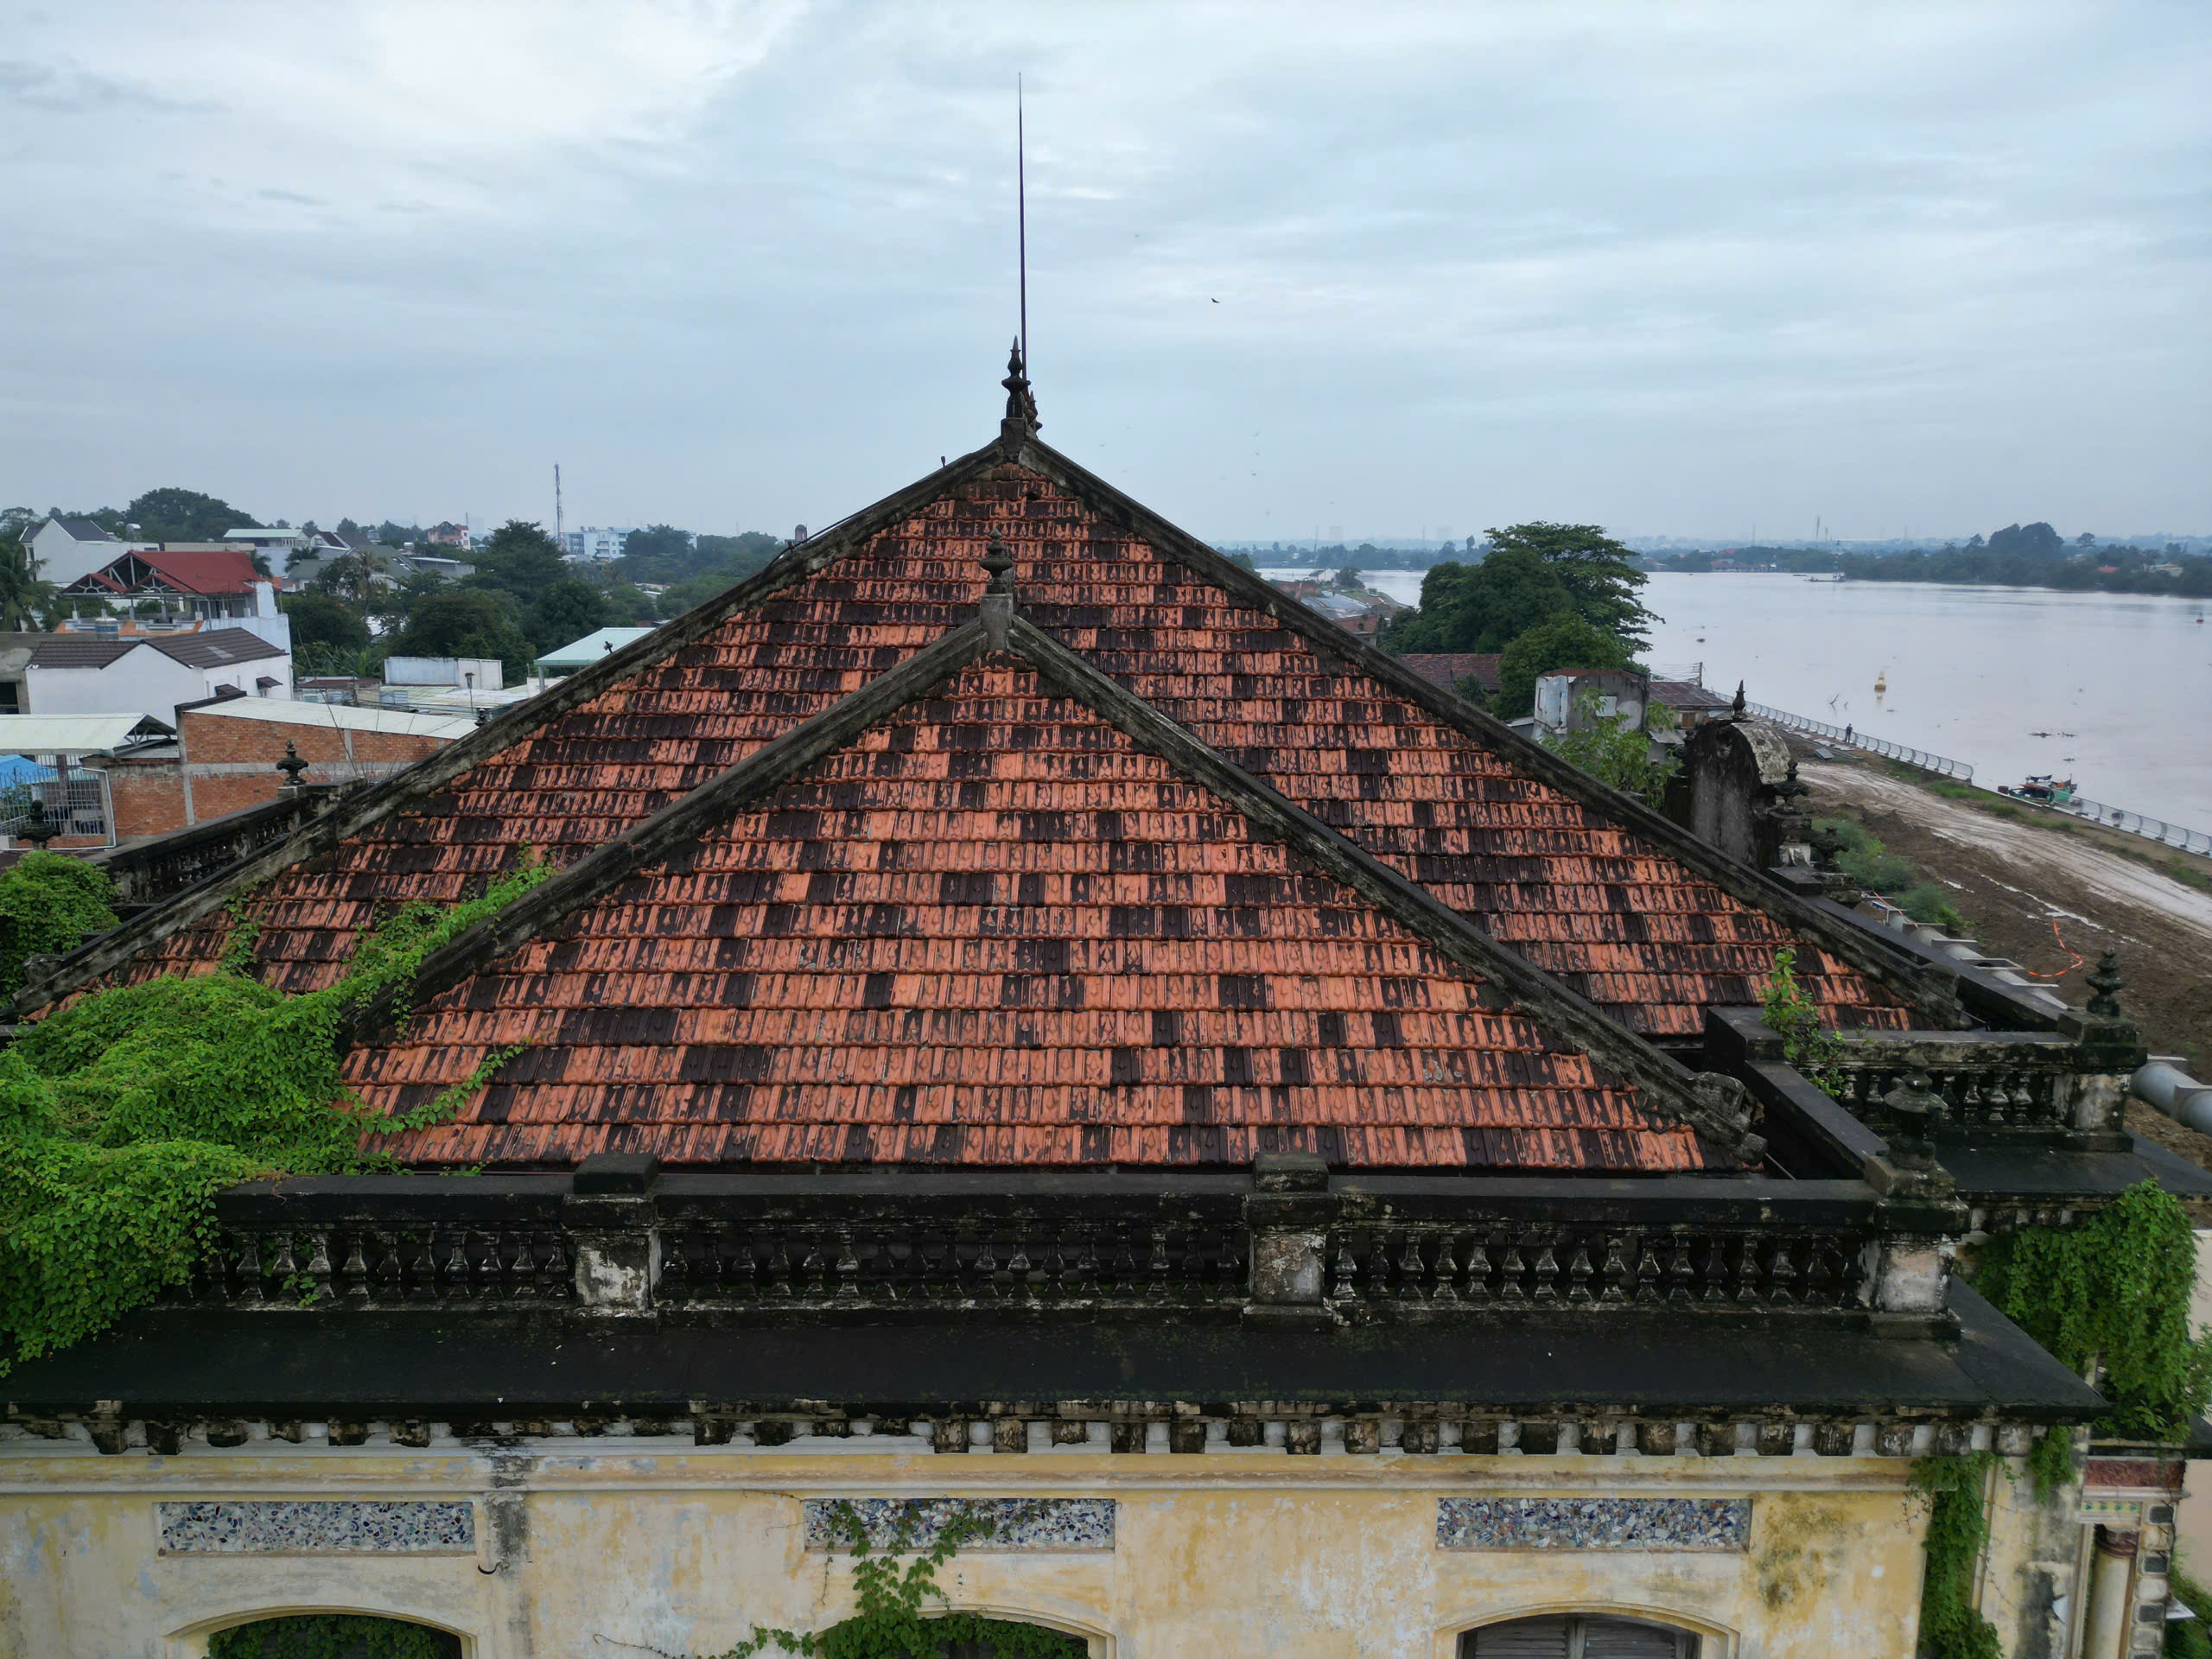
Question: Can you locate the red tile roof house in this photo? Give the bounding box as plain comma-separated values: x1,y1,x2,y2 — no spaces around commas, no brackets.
1,359,2189,1657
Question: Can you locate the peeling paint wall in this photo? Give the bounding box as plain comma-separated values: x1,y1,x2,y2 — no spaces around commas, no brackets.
0,1440,1934,1658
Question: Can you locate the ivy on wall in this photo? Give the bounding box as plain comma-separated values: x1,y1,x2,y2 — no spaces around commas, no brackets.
1974,1180,2212,1443
0,857,550,1373
685,1503,1085,1659
0,850,118,1001
1761,946,1847,1094
1910,1453,2002,1659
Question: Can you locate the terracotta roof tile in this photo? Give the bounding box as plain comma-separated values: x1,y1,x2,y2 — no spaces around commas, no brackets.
351,660,1696,1173
138,464,1903,1046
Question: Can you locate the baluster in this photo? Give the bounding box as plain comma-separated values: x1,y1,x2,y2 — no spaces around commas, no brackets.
1600,1234,1631,1306
836,1227,861,1300
1766,1239,1799,1306
1699,1236,1731,1305
1076,1224,1103,1300
1530,1229,1559,1306
1664,1238,1695,1306
1147,1226,1171,1300
1566,1241,1595,1305
1397,1231,1427,1301
969,1230,998,1300
1733,1236,1763,1305
442,1230,474,1302
268,1230,297,1293
1497,1232,1529,1304
1461,1233,1492,1305
1957,1072,1985,1127
506,1231,539,1301
539,1230,570,1300
232,1233,264,1306
1429,1233,1460,1304
798,1231,828,1297
1332,1230,1359,1301
1633,1238,1662,1305
2030,1071,2057,1126
304,1230,334,1306
409,1230,439,1303
341,1231,372,1306
373,1231,406,1304
1182,1224,1209,1299
658,1225,694,1302
1800,1239,1834,1306
1218,1222,1246,1294
766,1231,794,1298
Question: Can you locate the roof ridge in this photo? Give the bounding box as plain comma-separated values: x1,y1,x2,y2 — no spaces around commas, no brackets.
344,606,1758,1166
1002,433,1961,1027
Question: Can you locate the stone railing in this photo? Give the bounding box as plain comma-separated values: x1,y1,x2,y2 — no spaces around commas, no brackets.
175,1160,1941,1325
90,785,350,912
1825,1033,2083,1136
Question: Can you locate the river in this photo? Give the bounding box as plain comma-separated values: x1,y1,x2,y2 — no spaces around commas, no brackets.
1261,567,2212,830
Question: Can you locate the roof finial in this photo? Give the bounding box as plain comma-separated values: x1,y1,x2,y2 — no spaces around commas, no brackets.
1732,680,1746,717
1001,337,1038,439
980,532,1016,649
982,533,1015,595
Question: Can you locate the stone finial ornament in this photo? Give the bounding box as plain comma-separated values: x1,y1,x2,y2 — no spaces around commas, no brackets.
2086,949,2124,1019
981,534,1016,596
275,740,310,787
1882,1071,1947,1171
17,797,57,849
1001,338,1039,435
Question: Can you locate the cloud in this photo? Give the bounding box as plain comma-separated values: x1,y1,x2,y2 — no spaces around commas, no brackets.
0,0,2204,541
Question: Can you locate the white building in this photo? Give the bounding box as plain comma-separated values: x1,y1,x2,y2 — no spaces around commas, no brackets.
23,628,293,720
560,525,637,563
23,516,124,587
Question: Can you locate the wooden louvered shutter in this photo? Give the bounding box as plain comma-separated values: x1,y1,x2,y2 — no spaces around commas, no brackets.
1469,1617,1572,1658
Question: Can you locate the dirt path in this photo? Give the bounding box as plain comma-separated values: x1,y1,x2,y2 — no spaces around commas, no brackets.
1799,760,2212,1067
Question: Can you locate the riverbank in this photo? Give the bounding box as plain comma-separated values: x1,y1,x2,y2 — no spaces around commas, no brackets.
1799,753,2212,1068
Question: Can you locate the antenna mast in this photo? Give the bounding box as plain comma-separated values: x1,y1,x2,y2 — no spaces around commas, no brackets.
1017,74,1027,372
554,464,563,543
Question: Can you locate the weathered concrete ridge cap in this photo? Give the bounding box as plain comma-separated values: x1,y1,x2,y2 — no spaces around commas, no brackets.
573,1153,661,1195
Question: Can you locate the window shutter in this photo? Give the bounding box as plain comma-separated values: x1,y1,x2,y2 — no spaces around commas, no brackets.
1469,1617,1572,1658
1581,1617,1696,1658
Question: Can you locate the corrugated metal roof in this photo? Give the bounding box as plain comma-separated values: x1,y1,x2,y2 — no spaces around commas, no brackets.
534,626,658,667
0,713,175,753
189,699,474,740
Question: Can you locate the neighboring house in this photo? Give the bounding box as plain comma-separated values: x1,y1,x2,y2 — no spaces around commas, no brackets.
1533,665,1650,735
0,712,175,847
22,627,292,719
60,547,292,652
382,654,503,693
92,696,473,838
22,515,123,587
5,360,2192,1659
1395,652,1503,700
534,624,656,677
0,631,46,715
560,525,636,563
225,526,346,560
1304,590,1386,639
424,521,471,550
1649,678,1734,732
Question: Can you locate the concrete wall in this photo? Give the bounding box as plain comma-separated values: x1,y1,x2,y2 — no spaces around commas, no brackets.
0,1437,1936,1658
24,651,206,720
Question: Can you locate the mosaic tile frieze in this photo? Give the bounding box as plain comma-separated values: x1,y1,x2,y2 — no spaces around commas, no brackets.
156,1500,476,1554
1437,1497,1751,1552
802,1497,1114,1552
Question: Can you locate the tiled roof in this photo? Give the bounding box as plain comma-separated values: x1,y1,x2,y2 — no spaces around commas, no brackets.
353,656,1700,1172
1653,679,1732,712
67,548,264,598
51,516,118,543
29,627,287,672
121,457,1916,1039
1395,653,1503,695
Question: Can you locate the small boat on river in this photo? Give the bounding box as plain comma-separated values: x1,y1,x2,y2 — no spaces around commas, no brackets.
1999,774,2075,806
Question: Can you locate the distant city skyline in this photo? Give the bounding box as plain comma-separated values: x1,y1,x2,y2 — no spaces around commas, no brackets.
4,3,2205,543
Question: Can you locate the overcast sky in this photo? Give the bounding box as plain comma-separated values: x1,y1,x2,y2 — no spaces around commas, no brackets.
3,2,2206,544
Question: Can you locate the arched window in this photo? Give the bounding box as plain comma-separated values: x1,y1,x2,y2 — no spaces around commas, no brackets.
1464,1612,1700,1658
207,1614,462,1659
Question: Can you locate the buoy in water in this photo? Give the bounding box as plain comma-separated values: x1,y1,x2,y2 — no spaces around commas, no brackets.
1873,671,1888,695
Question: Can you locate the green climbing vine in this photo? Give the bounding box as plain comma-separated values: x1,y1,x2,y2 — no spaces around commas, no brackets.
1973,1179,2212,1444
1761,946,1847,1095
0,850,118,1001
0,856,553,1374
207,1612,456,1659
691,1503,1085,1659
1910,1452,2002,1659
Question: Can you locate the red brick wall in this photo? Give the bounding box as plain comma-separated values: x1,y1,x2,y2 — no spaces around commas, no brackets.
177,710,451,768
105,765,188,840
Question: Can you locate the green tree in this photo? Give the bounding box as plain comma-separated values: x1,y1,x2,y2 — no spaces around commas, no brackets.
1381,545,1574,654
383,592,535,685
527,579,608,652
375,520,423,548
1333,565,1363,591
123,488,258,543
1484,521,1654,648
1493,612,1633,719
278,594,370,656
0,852,118,1001
0,527,58,631
619,524,695,568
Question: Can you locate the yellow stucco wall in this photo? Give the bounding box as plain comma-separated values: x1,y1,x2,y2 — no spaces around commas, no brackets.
0,1440,1937,1658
